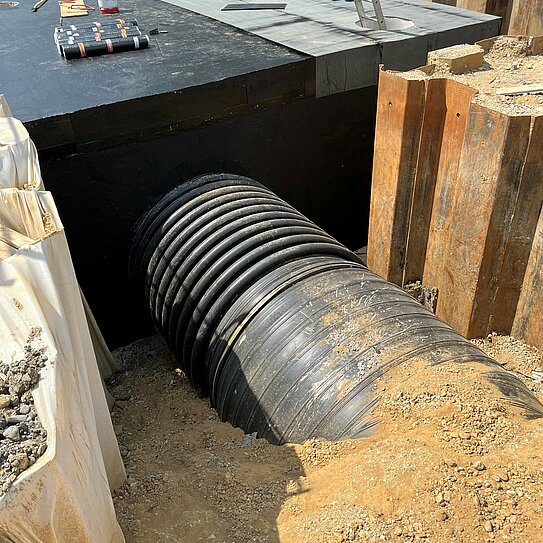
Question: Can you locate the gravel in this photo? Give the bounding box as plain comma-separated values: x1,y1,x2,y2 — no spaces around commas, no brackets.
0,328,48,497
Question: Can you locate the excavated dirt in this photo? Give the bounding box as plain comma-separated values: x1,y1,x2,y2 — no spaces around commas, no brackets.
111,334,543,543
402,36,543,115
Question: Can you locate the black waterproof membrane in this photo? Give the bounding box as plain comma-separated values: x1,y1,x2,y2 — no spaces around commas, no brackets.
130,173,543,444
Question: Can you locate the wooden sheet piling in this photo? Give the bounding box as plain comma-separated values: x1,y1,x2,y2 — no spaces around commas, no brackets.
367,39,543,347
512,207,543,352
367,69,425,285
491,116,543,334
421,80,476,291
435,105,531,337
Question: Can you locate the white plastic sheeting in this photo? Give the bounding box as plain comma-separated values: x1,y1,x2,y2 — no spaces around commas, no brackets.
0,97,125,541
0,98,117,404
0,117,43,190
0,189,126,542
0,96,12,119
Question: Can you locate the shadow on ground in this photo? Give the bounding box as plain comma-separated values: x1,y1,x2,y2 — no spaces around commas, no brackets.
109,335,306,543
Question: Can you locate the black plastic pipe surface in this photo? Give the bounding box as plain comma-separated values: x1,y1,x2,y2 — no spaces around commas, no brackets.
130,173,543,445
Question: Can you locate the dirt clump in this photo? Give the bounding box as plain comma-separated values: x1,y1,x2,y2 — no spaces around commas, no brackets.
111,336,304,543
112,335,543,543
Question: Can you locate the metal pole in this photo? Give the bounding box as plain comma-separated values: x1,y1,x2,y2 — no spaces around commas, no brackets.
371,0,387,30
354,0,388,31
353,0,367,26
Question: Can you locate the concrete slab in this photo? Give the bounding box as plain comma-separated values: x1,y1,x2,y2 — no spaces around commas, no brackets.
0,0,316,157
0,0,308,125
159,0,500,95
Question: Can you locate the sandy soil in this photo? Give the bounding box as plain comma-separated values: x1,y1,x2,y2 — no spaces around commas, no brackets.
111,333,543,543
402,36,543,116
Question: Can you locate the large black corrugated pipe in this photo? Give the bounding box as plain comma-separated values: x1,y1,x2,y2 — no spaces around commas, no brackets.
130,173,543,445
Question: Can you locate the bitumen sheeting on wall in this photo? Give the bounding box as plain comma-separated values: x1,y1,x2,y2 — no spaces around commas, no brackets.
1,0,498,153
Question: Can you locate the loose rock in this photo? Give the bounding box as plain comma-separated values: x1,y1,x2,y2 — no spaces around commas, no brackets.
3,425,20,442
0,330,48,497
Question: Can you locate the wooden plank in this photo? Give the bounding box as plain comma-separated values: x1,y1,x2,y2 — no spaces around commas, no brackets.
457,0,510,19
457,0,487,11
496,83,543,95
59,0,89,18
491,116,543,333
430,44,485,74
486,0,511,21
367,70,426,285
402,79,446,285
458,0,511,31
508,0,543,36
432,103,531,338
531,35,543,55
512,206,543,351
404,79,476,286
501,0,513,34
414,64,436,75
422,80,476,292
476,36,499,51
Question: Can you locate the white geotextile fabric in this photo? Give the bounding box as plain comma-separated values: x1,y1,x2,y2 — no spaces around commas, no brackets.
0,117,43,190
0,96,12,119
0,188,119,384
0,189,125,542
0,97,116,381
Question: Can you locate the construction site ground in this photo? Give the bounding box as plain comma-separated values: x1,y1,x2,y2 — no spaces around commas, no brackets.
108,35,543,543
406,35,543,115
110,333,543,543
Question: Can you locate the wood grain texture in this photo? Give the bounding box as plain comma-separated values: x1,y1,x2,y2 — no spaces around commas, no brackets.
531,36,543,55
434,104,531,338
407,79,476,286
403,78,446,285
496,83,543,95
486,0,510,20
441,51,485,74
457,0,487,11
443,0,510,31
367,70,425,285
59,0,89,18
491,116,543,333
508,0,543,36
476,36,499,51
422,81,476,292
430,44,485,74
513,205,543,351
457,0,510,18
